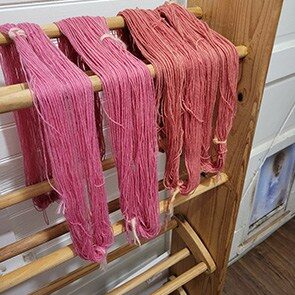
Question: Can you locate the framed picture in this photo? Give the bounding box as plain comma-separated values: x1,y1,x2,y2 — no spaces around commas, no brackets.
250,144,295,227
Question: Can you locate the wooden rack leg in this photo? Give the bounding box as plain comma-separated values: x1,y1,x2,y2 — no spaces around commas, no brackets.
174,215,216,273
170,1,283,294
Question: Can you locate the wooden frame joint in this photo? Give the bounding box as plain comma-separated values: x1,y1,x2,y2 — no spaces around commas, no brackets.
174,214,216,273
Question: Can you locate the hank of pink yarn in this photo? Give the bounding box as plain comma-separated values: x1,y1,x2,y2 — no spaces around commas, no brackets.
0,25,58,211
0,23,113,262
57,16,160,242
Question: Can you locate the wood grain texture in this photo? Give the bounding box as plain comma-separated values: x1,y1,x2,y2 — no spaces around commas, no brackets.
175,215,216,273
171,1,283,294
169,275,188,295
153,262,208,295
223,218,295,295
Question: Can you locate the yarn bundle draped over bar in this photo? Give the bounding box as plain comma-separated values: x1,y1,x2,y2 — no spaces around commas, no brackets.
0,23,113,262
119,3,239,195
57,16,160,242
0,3,239,262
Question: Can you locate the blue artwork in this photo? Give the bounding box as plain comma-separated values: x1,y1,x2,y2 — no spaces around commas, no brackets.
250,144,295,226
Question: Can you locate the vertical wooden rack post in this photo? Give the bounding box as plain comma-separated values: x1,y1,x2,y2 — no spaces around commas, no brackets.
170,0,283,294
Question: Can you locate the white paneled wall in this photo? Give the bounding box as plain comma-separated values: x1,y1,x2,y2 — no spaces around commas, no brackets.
0,1,168,294
230,0,295,262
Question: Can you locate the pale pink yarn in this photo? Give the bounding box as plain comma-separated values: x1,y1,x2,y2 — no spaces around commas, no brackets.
0,23,113,262
57,16,160,242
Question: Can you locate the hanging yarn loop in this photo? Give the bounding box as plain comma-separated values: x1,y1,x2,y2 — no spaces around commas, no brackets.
1,22,113,263
100,32,127,50
57,15,160,243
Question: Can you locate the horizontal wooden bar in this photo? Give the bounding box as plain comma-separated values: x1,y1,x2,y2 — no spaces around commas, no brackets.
0,45,247,114
0,157,115,210
0,177,167,263
0,198,120,263
168,275,187,295
152,262,208,295
31,220,178,295
0,173,228,292
0,6,203,45
0,173,226,263
107,248,191,295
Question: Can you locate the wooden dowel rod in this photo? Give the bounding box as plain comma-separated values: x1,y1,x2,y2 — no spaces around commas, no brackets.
0,198,120,263
0,6,203,46
168,275,187,295
0,177,166,263
107,248,191,295
0,173,227,263
0,42,247,98
152,262,208,295
30,220,178,295
0,173,227,292
0,157,115,210
0,45,247,114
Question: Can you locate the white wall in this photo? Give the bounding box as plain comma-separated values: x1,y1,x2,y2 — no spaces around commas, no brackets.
229,0,295,262
0,1,170,294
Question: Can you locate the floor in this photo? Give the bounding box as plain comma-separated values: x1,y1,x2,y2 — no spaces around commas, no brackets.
223,218,295,295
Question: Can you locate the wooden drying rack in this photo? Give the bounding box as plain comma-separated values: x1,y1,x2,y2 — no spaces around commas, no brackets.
0,0,282,294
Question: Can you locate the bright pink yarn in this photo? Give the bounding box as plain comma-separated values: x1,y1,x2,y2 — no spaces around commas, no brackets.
56,16,160,241
0,26,58,211
0,23,113,262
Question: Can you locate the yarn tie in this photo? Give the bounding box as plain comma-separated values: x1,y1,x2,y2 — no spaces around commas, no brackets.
8,27,26,39
100,33,127,50
213,137,227,144
128,218,141,246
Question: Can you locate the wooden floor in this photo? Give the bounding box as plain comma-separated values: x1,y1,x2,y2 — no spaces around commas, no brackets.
223,218,295,295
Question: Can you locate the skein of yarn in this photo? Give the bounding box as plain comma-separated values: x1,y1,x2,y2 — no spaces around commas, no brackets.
0,23,113,262
57,16,160,242
118,8,205,195
119,4,239,195
0,27,58,211
157,3,239,174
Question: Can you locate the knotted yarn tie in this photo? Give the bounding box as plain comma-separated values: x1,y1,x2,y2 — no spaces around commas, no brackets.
213,172,222,185
57,200,66,215
93,245,107,265
213,137,227,145
128,218,141,246
99,255,108,271
164,184,181,228
8,27,27,39
100,33,127,50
